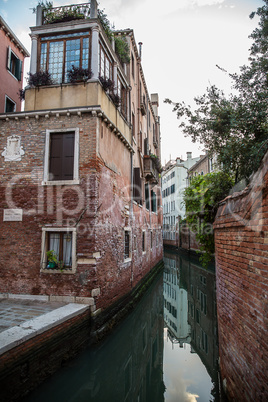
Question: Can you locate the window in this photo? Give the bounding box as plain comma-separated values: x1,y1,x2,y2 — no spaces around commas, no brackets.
41,228,77,271
200,292,207,315
7,47,22,80
124,229,131,260
171,184,175,194
40,32,90,84
99,44,112,80
151,190,157,212
133,167,142,204
142,230,146,253
145,183,150,210
150,231,153,249
5,96,16,113
201,329,208,353
131,53,135,78
43,128,79,185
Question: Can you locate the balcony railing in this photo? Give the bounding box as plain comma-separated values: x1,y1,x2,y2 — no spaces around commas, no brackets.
43,3,90,25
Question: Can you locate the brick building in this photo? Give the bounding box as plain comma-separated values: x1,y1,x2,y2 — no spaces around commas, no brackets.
0,16,29,113
0,1,163,313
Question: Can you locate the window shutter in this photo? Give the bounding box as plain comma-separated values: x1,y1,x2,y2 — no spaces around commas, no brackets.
7,46,11,70
62,132,74,180
49,133,62,180
15,59,22,81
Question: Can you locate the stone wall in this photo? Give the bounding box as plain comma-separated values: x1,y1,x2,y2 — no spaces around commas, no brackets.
214,152,268,401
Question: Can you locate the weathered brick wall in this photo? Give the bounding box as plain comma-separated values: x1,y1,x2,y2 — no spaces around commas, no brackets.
0,112,163,311
214,152,268,401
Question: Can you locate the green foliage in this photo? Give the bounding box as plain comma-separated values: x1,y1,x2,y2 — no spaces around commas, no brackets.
184,171,234,267
46,250,58,263
97,9,130,64
97,8,113,40
165,1,268,184
115,36,131,64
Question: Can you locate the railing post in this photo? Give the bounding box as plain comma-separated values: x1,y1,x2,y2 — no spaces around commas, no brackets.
90,0,98,18
36,4,43,26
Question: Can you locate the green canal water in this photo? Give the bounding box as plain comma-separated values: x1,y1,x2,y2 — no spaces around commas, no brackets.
23,249,220,402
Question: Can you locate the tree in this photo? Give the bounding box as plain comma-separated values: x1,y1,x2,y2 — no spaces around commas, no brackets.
165,1,268,184
184,171,234,267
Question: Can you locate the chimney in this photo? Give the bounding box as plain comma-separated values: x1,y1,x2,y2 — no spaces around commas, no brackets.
138,42,143,60
187,152,192,160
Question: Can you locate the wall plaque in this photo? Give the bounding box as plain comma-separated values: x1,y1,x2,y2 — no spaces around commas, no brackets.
3,209,23,222
2,135,25,161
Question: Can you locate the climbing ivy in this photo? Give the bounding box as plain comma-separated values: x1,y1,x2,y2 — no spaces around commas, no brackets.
183,171,234,267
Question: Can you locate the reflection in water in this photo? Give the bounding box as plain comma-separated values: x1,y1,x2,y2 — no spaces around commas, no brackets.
163,249,219,401
23,250,220,402
23,273,165,402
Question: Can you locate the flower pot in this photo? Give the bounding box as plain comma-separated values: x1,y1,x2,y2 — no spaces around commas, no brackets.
48,261,57,268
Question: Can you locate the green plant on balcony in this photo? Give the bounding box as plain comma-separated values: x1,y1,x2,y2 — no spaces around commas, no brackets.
110,92,121,108
67,65,92,83
27,71,53,87
33,2,89,24
149,154,162,172
115,36,130,64
99,76,114,92
97,9,130,65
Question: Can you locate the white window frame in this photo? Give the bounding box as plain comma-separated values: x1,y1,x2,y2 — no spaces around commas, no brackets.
41,227,77,273
42,127,79,185
124,227,132,262
5,95,16,113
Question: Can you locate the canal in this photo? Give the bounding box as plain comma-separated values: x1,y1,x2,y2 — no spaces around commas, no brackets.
23,248,220,402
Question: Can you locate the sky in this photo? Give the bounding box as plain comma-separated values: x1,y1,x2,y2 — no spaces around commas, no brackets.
0,0,264,164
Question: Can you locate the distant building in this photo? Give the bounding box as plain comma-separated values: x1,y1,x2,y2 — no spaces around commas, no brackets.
188,153,216,184
162,152,201,246
0,16,29,113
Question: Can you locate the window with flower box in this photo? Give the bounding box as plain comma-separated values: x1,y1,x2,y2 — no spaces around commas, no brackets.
41,227,77,272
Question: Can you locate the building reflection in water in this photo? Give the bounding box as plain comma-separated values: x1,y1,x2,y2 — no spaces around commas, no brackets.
23,273,165,402
23,250,221,402
163,249,220,401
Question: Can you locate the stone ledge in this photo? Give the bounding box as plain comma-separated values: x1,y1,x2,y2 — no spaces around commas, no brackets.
0,303,89,356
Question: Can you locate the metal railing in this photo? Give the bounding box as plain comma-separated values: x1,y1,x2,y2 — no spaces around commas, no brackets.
43,3,90,25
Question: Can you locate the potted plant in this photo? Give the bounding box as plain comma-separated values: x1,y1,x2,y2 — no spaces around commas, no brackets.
27,71,53,87
110,92,121,108
67,65,92,83
99,76,114,92
46,250,58,268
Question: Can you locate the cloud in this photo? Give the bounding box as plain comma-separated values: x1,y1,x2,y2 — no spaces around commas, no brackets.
193,0,224,5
